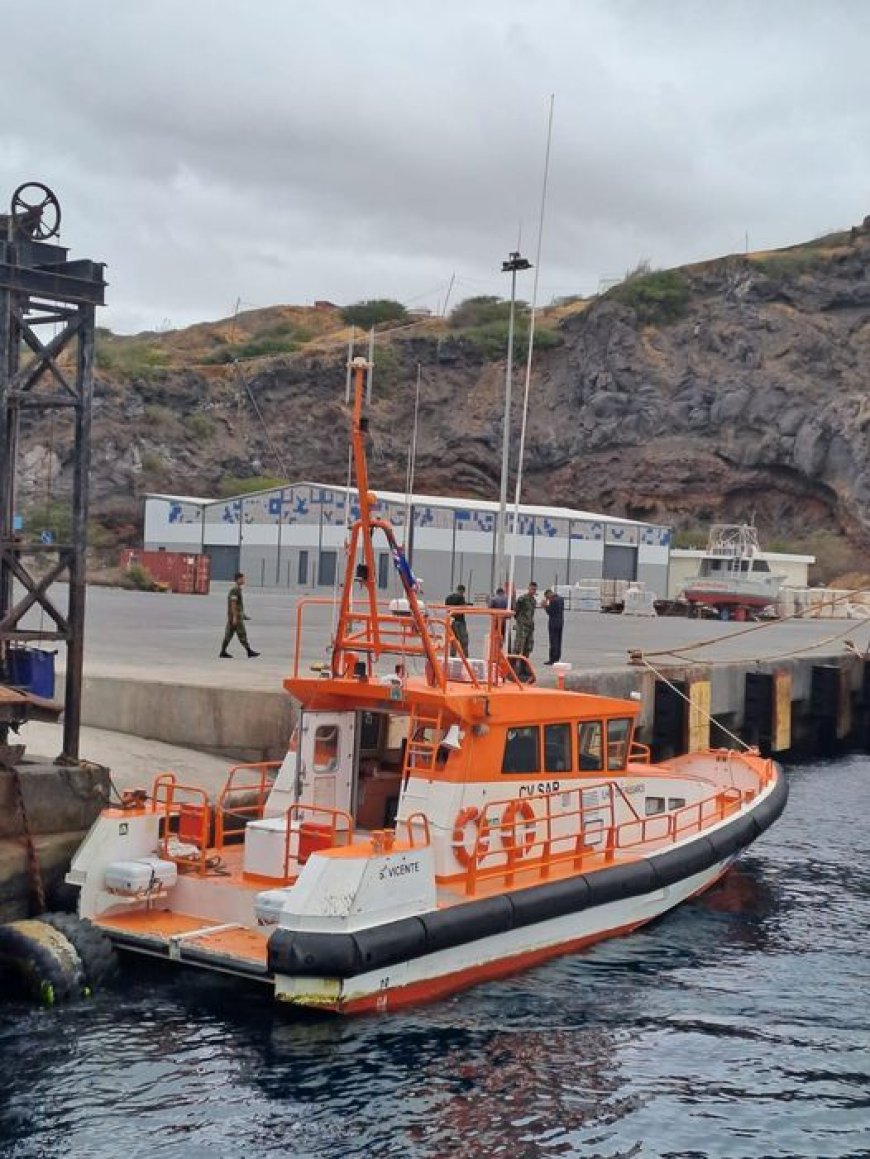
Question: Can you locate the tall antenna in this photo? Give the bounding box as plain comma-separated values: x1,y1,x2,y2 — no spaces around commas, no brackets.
367,327,375,402
228,298,289,479
403,363,422,541
507,93,556,600
345,326,356,403
441,273,456,318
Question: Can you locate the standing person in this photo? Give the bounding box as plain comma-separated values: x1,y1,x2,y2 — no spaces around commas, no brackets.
445,583,469,656
543,587,565,665
220,572,260,658
513,581,538,663
489,585,508,642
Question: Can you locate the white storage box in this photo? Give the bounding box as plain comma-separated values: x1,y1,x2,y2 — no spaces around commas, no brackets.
447,656,487,682
254,888,294,926
104,857,178,897
244,815,291,878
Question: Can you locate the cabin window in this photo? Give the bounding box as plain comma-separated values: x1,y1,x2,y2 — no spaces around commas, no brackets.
578,720,603,771
313,724,340,772
544,723,572,773
502,726,540,774
606,718,632,770
645,796,665,816
668,797,686,811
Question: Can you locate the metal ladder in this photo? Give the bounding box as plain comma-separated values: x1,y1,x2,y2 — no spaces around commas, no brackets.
401,708,445,779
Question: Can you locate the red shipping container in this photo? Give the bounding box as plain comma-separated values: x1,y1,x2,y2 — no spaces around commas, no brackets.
119,549,211,595
193,554,211,594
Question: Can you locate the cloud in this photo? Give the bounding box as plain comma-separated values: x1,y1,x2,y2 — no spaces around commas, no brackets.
2,0,870,332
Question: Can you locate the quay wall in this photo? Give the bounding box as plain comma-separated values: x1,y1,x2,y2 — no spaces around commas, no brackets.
79,651,869,762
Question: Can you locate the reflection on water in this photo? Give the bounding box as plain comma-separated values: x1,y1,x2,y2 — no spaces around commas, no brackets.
1,757,868,1158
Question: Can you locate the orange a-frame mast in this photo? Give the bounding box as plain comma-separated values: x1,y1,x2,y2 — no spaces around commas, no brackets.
330,357,443,682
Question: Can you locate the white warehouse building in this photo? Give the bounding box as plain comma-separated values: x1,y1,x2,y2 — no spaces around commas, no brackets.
143,483,672,601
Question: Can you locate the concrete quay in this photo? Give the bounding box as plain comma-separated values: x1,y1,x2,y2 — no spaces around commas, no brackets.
18,584,870,765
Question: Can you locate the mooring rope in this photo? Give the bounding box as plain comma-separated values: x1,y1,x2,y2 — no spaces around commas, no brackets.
633,654,751,753
639,584,870,665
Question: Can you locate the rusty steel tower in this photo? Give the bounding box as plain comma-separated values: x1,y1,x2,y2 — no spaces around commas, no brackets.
0,182,107,763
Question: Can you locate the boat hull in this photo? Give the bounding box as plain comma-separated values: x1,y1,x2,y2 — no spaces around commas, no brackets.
270,767,787,1013
682,586,779,609
273,857,731,1013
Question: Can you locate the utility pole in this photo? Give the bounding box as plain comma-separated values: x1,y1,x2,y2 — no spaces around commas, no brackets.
494,250,532,591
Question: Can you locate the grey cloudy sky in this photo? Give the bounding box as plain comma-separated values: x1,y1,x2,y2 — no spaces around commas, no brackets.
2,0,869,334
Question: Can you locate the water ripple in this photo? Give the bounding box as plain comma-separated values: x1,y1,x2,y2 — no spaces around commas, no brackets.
1,757,869,1158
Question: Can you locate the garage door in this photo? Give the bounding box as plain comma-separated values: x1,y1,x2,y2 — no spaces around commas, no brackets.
602,544,637,581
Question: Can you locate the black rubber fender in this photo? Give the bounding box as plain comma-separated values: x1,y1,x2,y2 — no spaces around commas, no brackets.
752,769,789,834
37,913,119,991
0,918,84,1005
508,874,592,927
586,860,658,905
353,917,428,970
421,895,513,954
651,837,717,888
269,928,361,978
707,814,756,860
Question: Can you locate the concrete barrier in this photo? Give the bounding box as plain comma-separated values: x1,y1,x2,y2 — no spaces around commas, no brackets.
82,674,295,762
67,649,868,762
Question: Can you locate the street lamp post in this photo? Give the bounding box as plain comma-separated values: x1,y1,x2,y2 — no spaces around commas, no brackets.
495,250,532,592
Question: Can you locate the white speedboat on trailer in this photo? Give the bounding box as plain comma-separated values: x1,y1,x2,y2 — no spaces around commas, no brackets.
2,359,787,1013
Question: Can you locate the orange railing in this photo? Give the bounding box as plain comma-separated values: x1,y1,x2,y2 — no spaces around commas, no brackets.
460,775,755,896
151,772,213,876
613,787,743,851
401,811,432,848
292,597,522,691
281,803,355,879
215,761,281,846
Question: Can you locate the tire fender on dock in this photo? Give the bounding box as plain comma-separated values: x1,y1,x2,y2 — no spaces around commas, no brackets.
37,913,119,991
0,918,84,1005
0,913,119,1005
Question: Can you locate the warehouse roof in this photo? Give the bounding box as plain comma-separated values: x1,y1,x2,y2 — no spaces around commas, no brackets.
147,482,662,530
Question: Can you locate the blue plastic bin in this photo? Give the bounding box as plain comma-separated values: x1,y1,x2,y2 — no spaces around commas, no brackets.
6,648,56,699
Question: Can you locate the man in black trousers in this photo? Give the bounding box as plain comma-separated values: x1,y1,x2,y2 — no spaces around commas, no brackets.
543,587,565,665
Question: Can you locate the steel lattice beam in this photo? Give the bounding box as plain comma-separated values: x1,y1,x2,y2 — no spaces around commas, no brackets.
0,195,106,762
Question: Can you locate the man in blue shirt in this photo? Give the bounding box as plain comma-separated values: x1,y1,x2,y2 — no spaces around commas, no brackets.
543,588,565,665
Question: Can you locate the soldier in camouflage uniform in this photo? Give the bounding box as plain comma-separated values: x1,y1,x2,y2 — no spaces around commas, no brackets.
512,581,538,659
220,572,260,658
445,583,470,657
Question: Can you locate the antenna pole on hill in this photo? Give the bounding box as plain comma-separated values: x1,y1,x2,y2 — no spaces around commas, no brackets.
403,363,422,546
508,92,556,602
494,249,532,590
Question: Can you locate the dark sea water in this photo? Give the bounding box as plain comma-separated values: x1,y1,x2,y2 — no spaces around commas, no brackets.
0,756,868,1159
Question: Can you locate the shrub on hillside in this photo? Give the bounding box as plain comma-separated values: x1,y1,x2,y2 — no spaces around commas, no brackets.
448,296,528,329
607,268,690,324
218,476,286,498
187,414,216,440
459,321,562,361
96,338,169,376
340,300,408,328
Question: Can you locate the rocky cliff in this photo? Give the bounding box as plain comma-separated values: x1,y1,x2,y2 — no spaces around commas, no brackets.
15,221,870,571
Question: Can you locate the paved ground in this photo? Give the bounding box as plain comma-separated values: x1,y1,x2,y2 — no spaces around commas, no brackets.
13,581,870,784
19,581,870,690
17,719,234,796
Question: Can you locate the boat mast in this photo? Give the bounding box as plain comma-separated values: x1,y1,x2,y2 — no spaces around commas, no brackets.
331,357,443,682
